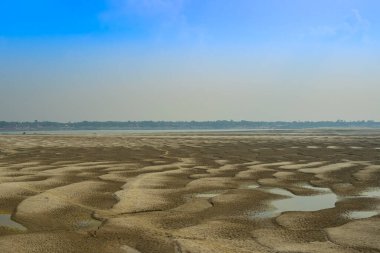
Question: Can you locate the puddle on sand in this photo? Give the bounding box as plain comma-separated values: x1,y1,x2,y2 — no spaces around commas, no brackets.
195,190,227,199
120,245,142,253
74,219,102,230
249,185,380,220
0,214,27,231
359,188,380,198
342,187,380,219
239,183,259,189
327,146,341,149
250,186,338,219
345,211,379,219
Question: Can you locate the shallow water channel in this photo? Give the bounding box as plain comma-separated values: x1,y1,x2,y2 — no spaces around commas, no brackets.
0,213,27,231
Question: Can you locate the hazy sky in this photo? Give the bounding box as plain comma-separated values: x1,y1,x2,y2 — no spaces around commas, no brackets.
1,0,379,121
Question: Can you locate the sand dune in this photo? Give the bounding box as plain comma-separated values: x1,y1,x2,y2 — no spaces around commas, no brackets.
0,131,379,252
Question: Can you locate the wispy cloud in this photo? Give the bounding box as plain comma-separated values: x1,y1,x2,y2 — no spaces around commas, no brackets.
309,9,370,41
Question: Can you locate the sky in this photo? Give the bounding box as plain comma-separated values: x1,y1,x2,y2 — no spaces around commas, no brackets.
0,0,379,121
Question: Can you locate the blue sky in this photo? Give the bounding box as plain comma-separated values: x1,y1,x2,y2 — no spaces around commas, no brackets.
1,0,379,121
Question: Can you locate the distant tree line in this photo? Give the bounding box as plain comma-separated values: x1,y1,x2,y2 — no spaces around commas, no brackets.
0,120,380,131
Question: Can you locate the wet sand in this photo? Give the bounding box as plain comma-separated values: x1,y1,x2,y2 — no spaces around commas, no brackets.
0,130,379,252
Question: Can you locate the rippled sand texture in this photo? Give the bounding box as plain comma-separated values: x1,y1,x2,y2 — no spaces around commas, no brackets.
0,131,379,253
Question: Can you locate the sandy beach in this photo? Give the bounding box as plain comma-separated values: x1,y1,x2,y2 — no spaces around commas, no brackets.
0,130,379,252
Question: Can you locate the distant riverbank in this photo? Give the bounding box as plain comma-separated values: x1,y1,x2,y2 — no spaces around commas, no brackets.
1,120,380,132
